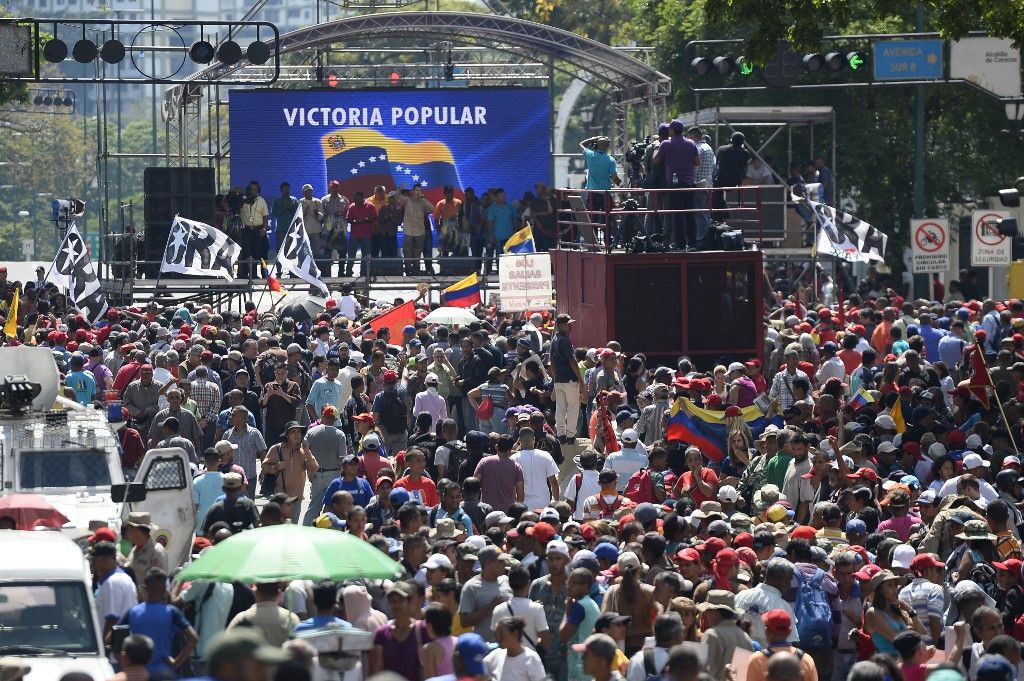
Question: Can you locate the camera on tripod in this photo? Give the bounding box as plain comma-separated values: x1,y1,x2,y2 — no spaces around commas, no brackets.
624,136,652,184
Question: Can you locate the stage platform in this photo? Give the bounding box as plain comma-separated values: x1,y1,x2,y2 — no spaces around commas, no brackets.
552,248,764,368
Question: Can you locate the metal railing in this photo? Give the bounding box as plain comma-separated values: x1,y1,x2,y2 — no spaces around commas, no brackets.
555,184,765,251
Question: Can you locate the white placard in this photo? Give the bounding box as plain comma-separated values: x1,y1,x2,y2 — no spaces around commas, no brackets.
951,37,1023,98
910,218,950,274
971,209,1012,266
498,252,552,312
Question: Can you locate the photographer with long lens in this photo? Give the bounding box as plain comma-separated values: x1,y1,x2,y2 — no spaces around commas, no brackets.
238,180,269,279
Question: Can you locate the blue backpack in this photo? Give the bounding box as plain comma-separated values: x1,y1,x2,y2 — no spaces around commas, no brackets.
794,567,833,649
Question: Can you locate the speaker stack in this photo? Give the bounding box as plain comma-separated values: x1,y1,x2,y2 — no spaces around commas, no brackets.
143,166,217,276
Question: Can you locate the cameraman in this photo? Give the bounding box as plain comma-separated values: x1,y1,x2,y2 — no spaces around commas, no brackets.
642,123,670,239
239,180,269,279
579,136,621,218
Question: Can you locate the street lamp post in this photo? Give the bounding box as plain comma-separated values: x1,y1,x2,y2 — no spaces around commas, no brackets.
1005,99,1024,140
17,210,30,261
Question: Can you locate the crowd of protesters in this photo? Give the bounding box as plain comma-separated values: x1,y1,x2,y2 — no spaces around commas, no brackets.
6,264,1024,681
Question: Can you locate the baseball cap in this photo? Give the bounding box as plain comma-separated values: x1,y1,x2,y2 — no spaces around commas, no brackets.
546,540,569,557
595,612,632,630
424,553,454,571
594,542,619,562
455,633,494,676
634,502,659,525
963,452,989,470
891,544,917,570
910,553,944,574
762,608,792,632
621,428,639,445
993,558,1024,574
976,654,1016,681
571,633,618,662
717,485,739,503
845,518,867,535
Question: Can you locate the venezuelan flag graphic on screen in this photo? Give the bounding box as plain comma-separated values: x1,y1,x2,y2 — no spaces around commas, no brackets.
322,128,463,204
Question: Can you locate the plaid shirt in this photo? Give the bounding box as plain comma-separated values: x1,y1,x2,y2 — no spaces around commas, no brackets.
695,141,716,185
190,378,222,421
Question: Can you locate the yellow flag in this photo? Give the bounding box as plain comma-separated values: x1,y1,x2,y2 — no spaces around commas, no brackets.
3,287,18,338
890,396,906,434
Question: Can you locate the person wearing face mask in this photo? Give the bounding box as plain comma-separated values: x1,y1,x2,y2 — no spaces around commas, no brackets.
414,372,448,431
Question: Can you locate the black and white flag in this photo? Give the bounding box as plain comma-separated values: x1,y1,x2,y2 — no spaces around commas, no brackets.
161,216,240,281
811,200,887,263
48,223,108,324
277,206,329,295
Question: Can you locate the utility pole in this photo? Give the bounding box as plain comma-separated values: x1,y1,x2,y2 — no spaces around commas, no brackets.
913,5,928,299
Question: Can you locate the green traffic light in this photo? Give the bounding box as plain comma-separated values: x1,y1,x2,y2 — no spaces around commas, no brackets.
848,52,865,70
740,62,753,76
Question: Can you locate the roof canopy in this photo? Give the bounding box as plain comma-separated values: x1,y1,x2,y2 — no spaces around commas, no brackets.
677,106,834,126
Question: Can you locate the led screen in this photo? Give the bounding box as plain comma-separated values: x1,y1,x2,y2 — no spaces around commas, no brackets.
229,88,552,206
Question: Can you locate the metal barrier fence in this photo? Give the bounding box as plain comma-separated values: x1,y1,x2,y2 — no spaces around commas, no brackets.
555,185,766,251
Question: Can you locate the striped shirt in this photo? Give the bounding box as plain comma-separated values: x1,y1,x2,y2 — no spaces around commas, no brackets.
695,141,716,185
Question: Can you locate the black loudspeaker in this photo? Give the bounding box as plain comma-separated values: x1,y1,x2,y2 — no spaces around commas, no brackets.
143,167,217,269
686,263,757,354
613,266,683,353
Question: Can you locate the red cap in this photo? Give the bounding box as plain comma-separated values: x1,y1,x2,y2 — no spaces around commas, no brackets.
106,308,119,319
580,523,597,540
790,525,818,540
745,359,762,368
200,350,213,360
698,537,727,555
676,548,701,563
325,299,337,309
910,553,945,574
948,430,967,446
797,322,813,333
88,527,117,544
724,405,742,418
853,564,882,580
737,547,758,566
704,394,724,409
383,370,399,383
526,522,557,544
846,467,879,483
851,324,866,335
993,558,1023,574
733,532,754,549
762,609,792,633
818,308,832,319
352,413,375,424
192,537,213,553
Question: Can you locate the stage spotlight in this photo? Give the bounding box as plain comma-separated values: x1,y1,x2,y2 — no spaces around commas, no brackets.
246,40,271,65
42,39,68,63
100,39,125,64
72,38,98,63
190,40,215,64
216,40,242,65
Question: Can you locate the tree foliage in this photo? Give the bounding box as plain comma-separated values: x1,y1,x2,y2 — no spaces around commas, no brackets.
705,0,1024,64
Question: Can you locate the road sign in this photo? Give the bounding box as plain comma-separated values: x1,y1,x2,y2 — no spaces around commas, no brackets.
971,210,1012,266
873,39,943,81
20,238,33,259
950,37,1022,98
910,218,949,274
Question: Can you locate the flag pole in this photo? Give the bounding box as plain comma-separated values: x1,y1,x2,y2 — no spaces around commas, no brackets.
994,389,1020,454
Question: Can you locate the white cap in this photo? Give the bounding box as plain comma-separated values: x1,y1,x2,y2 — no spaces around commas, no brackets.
465,535,487,551
621,428,638,444
423,553,453,570
727,362,746,373
891,543,917,570
877,441,898,454
963,452,990,469
718,485,739,503
928,442,947,459
546,540,569,557
966,434,984,450
425,372,439,384
874,414,896,430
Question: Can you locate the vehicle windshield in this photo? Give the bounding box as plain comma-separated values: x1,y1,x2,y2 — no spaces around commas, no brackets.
18,449,112,490
0,582,100,653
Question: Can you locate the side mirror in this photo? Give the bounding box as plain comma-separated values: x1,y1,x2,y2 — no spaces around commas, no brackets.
111,482,147,503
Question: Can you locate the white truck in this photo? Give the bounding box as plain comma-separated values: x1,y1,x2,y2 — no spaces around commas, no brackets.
0,347,196,566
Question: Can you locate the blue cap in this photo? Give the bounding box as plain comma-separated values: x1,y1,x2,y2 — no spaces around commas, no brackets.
846,519,867,534
956,308,971,319
593,542,619,562
455,633,495,675
976,654,1015,681
950,510,976,526
403,325,416,333
615,411,634,423
939,316,951,329
389,488,411,506
906,325,919,336
505,407,519,420
900,474,921,490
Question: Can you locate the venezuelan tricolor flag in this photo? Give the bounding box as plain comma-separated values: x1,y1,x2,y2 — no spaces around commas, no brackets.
666,398,783,462
260,260,284,293
504,225,536,254
850,386,874,410
322,128,462,204
441,272,481,308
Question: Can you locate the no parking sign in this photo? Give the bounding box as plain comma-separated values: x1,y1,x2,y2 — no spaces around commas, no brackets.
910,218,949,274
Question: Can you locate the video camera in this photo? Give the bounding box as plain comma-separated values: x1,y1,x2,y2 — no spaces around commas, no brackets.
51,198,85,222
624,137,653,185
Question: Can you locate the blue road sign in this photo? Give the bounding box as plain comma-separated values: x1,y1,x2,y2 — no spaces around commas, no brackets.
873,39,944,81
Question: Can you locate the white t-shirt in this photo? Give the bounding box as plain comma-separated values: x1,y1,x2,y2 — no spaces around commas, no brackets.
96,568,138,622
511,449,559,510
484,646,547,681
154,367,174,409
563,470,602,520
491,596,549,653
334,294,361,319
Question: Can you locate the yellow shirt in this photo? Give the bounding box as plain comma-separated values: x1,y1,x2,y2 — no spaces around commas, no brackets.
452,610,471,635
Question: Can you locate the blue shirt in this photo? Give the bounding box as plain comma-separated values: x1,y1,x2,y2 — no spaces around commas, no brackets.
306,377,343,413
322,475,375,509
192,471,225,534
293,614,352,633
217,406,255,434
485,202,517,241
583,147,618,190
66,369,97,405
119,602,191,675
919,326,947,364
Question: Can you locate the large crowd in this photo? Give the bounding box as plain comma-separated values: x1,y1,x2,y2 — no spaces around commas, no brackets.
4,265,1024,681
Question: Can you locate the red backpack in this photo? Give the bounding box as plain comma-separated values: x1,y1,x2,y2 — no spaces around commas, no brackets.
624,468,657,504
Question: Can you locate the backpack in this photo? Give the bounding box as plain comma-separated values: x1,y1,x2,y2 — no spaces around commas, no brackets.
624,468,657,504
432,441,467,483
593,494,624,519
794,568,834,649
642,649,666,681
970,559,999,600
377,389,408,434
226,581,256,626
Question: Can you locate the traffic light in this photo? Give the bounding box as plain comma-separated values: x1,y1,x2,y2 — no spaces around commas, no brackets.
802,51,867,73
690,55,751,77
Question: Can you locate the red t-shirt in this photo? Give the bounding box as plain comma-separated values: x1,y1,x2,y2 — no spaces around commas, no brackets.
347,202,377,239
676,468,719,506
394,475,439,506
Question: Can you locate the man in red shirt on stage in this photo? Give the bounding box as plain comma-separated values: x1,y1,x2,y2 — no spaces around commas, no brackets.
344,191,377,277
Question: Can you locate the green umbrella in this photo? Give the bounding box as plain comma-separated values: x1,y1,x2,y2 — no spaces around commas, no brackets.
177,524,403,583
